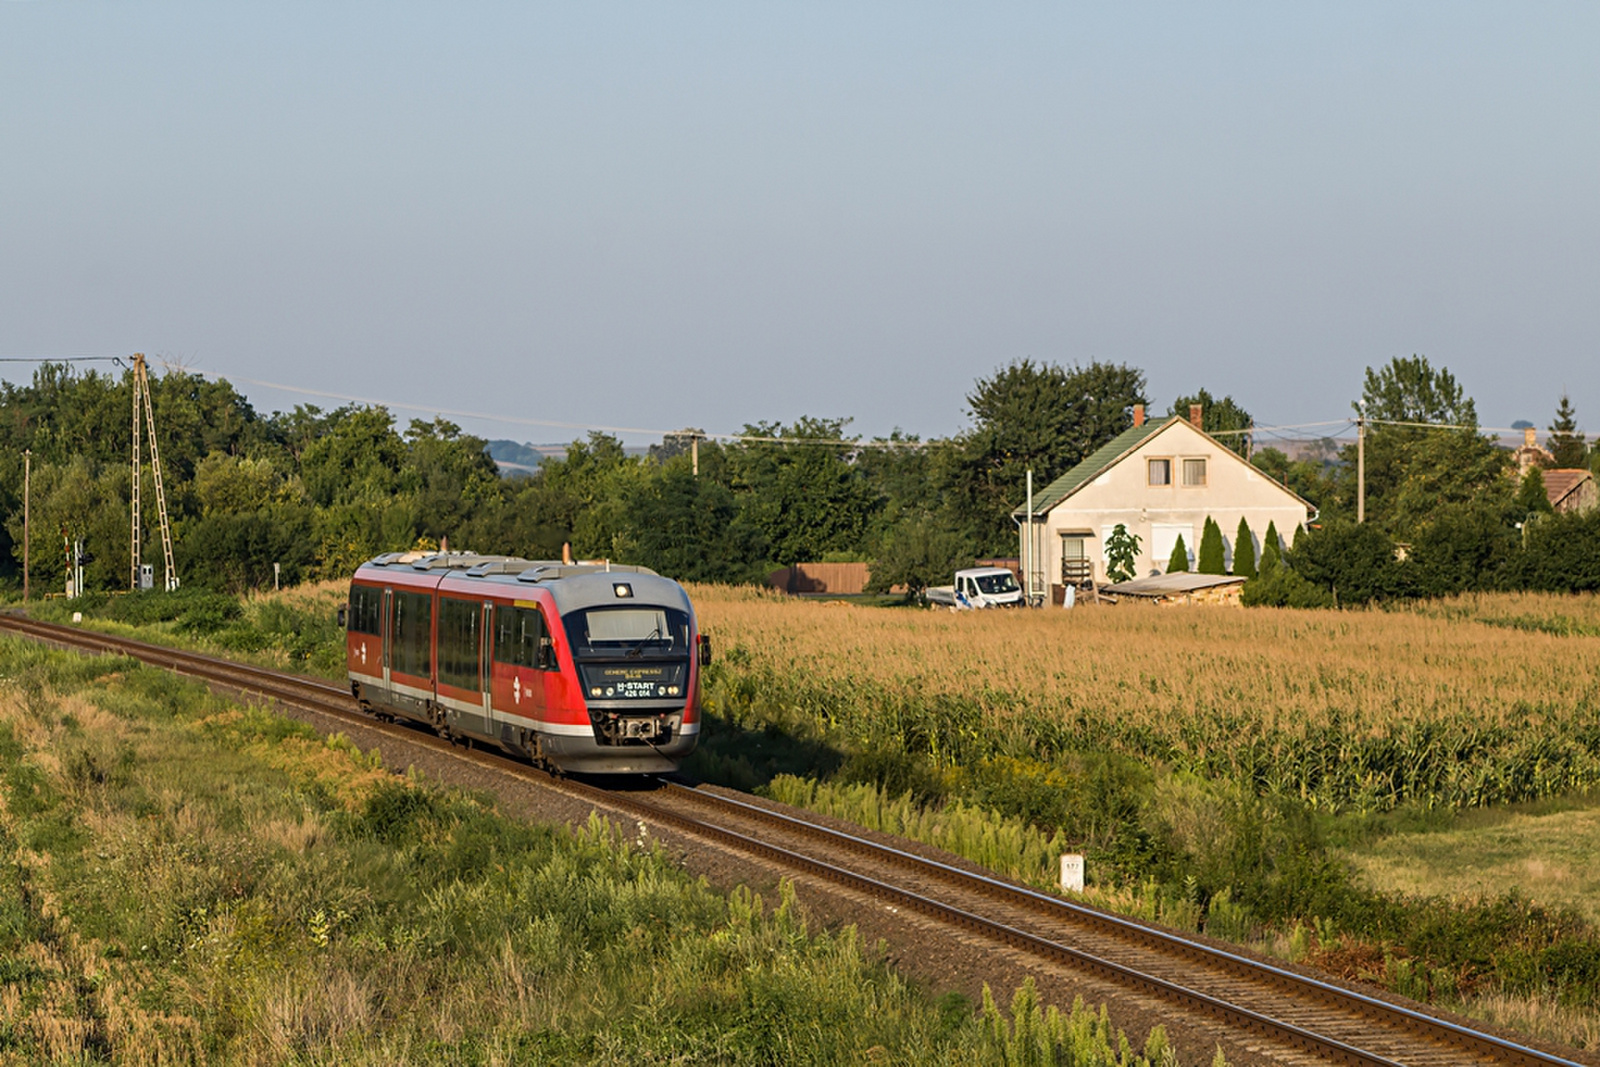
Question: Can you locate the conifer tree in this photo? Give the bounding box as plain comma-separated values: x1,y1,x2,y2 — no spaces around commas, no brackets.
1197,517,1226,574
1233,516,1256,578
1549,393,1588,468
1515,466,1554,515
1167,533,1190,573
1259,521,1282,574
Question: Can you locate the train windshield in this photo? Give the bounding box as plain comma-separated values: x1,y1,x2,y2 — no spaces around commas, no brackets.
563,607,691,657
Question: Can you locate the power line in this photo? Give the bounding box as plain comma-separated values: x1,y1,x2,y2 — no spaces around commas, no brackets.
0,356,122,363
193,370,933,450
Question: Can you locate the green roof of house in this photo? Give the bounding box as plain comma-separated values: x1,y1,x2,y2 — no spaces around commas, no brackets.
1013,417,1176,518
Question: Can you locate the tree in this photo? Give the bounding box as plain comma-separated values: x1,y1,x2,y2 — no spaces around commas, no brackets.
298,406,407,508
1233,517,1256,578
1250,446,1335,509
956,359,1148,553
1548,394,1587,468
1197,517,1226,574
1259,521,1283,574
624,461,767,583
867,513,976,597
1104,524,1141,584
1340,356,1509,537
1166,534,1190,573
1514,467,1554,517
1505,509,1600,592
1168,389,1253,457
1291,521,1412,605
1406,502,1516,597
726,417,879,564
1240,562,1334,608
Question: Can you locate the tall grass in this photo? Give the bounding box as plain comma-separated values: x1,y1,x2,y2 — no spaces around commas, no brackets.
0,637,1193,1066
691,588,1600,814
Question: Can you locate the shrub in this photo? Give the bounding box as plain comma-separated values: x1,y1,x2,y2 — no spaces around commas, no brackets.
1166,534,1190,573
1197,517,1226,575
1233,517,1256,578
1260,521,1283,573
1293,520,1412,604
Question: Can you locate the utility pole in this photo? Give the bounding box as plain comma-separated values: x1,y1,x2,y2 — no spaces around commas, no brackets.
691,434,699,477
22,449,30,603
1025,469,1034,605
129,354,178,591
1356,414,1366,524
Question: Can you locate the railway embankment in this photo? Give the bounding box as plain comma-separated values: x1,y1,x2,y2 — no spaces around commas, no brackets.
0,631,1188,1065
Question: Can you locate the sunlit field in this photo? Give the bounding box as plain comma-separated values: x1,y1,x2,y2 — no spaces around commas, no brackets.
691,587,1600,814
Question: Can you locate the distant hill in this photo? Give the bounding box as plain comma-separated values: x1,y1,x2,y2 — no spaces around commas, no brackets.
488,439,658,476
486,440,563,474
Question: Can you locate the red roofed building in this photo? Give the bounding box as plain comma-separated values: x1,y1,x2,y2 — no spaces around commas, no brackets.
1543,469,1597,515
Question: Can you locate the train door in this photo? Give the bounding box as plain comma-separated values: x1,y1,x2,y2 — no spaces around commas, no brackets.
381,588,393,688
480,602,494,734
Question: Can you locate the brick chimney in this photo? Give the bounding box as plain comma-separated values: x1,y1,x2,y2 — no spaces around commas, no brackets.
1132,404,1145,428
1189,403,1204,430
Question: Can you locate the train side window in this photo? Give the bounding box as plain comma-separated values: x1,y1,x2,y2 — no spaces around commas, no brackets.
437,597,480,690
494,605,553,671
349,585,382,636
391,591,433,678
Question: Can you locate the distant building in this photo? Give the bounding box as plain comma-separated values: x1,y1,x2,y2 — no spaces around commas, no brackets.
1544,469,1598,515
1512,427,1555,475
1013,405,1315,600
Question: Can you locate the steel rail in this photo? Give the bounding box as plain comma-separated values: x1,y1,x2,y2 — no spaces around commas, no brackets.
655,781,1579,1067
0,611,1587,1067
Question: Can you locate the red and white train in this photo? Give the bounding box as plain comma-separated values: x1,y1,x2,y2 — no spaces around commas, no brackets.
344,552,707,774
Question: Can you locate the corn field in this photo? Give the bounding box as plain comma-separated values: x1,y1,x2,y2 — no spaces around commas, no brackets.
691,588,1600,813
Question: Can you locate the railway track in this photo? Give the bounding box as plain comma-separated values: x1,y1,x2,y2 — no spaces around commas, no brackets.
1,610,1590,1067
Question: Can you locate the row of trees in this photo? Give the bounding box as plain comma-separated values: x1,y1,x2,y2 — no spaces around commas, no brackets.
1246,359,1600,605
0,359,1159,594
0,356,1594,600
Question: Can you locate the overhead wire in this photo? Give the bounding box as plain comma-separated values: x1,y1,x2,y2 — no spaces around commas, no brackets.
1,355,1586,448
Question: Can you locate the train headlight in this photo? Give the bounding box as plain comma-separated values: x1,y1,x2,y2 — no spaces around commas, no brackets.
590,687,602,697
667,685,681,696
605,687,614,696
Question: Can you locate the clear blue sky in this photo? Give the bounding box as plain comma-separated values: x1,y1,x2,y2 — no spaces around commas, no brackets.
4,2,1596,447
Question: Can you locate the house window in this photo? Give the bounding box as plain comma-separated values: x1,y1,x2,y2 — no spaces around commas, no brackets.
1182,458,1207,487
1147,458,1171,486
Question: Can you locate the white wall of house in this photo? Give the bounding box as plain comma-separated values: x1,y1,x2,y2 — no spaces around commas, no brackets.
1022,420,1313,588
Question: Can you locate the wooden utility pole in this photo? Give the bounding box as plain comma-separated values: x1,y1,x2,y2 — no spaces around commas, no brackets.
1356,414,1366,524
130,354,178,590
22,449,30,602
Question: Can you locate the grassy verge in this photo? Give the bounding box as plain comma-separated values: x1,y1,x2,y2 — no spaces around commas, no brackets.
0,636,1194,1066
18,583,350,680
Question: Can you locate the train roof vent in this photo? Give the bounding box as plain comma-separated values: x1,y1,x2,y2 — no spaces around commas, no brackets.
405,551,500,571
463,557,537,577
516,563,660,583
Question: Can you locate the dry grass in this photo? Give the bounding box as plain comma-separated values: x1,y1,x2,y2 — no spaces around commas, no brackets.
689,587,1600,811
692,587,1600,736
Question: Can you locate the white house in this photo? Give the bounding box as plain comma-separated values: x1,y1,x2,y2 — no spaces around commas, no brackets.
1013,406,1316,600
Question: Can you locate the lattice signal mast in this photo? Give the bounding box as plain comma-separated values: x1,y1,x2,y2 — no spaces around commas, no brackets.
130,354,178,591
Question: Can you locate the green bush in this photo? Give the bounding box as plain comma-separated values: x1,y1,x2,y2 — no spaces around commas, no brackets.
1166,534,1189,573
1197,518,1226,575
1233,517,1256,578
